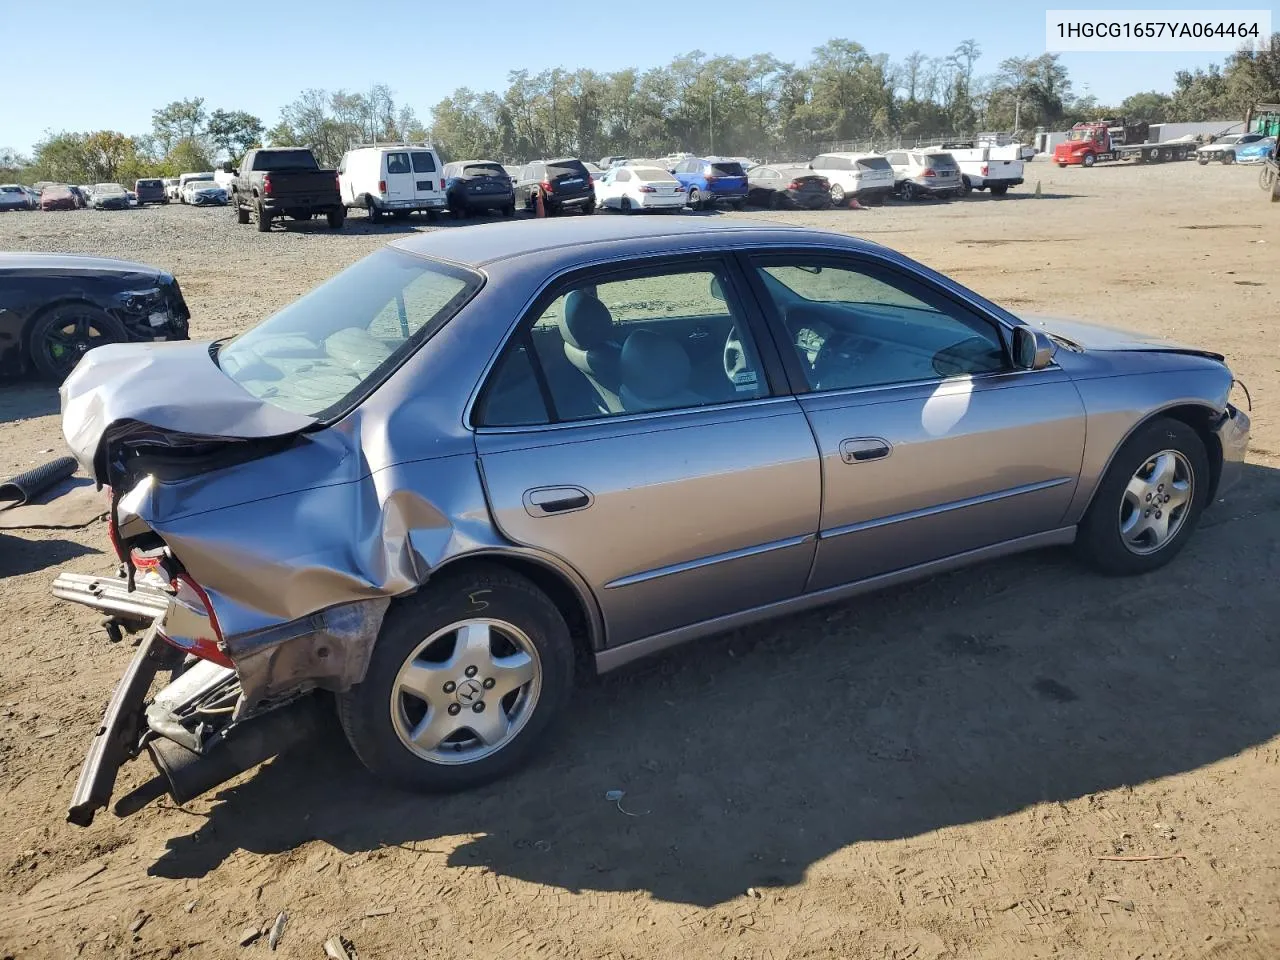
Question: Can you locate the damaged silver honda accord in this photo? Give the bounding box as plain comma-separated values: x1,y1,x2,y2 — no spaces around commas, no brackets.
55,217,1250,825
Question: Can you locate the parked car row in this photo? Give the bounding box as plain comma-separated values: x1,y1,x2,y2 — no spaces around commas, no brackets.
1195,133,1277,165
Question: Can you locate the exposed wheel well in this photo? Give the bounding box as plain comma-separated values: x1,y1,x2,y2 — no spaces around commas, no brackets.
429,553,601,667
1151,404,1224,502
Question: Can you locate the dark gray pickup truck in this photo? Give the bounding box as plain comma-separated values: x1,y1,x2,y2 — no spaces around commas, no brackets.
228,148,346,232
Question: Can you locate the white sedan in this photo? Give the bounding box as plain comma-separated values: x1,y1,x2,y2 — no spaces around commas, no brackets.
593,166,686,213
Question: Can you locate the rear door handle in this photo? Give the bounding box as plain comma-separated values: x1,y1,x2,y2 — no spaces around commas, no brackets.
523,486,593,517
839,437,892,463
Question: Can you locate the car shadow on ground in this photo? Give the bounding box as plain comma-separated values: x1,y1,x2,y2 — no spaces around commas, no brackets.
0,532,97,576
147,462,1280,906
0,382,60,424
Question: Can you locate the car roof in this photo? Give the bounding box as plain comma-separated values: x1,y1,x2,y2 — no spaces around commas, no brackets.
391,217,874,268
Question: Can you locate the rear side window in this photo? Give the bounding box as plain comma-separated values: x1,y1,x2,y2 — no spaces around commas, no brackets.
386,153,411,174
710,162,745,176
856,157,891,172
411,152,437,173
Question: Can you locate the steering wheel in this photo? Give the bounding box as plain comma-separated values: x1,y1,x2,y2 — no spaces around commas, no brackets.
723,326,758,392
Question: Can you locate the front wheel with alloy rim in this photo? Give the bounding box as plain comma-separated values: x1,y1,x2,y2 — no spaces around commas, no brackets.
1082,153,1096,167
27,304,126,380
337,565,574,791
1075,417,1210,576
830,183,846,205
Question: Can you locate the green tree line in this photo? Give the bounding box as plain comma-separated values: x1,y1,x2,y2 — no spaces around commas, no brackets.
3,35,1275,184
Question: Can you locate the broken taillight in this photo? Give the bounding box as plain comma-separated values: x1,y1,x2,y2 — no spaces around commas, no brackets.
156,574,232,668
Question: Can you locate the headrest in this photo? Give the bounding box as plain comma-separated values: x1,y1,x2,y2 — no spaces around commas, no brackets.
560,291,615,349
620,329,691,401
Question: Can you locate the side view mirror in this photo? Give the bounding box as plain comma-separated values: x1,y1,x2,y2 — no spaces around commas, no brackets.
1012,325,1054,370
709,276,725,302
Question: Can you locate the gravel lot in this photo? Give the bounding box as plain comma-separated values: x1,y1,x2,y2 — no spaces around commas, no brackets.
1,159,1278,960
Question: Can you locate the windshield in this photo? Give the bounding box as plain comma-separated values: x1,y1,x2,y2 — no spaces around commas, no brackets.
0,186,22,193
1216,135,1241,145
1067,128,1098,142
184,174,214,182
216,248,483,418
137,180,161,188
95,183,125,194
462,163,506,178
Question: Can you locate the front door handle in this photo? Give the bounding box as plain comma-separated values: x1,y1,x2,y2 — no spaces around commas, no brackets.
523,486,593,517
839,437,891,464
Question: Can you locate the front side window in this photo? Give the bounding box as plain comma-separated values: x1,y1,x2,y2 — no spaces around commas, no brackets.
386,152,411,175
478,264,769,426
217,248,482,418
752,259,1007,392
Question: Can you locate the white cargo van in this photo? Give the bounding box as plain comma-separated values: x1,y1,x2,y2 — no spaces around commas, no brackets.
808,152,895,205
339,144,447,221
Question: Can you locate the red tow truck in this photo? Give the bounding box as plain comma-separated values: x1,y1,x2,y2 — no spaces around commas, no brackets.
1053,118,1196,168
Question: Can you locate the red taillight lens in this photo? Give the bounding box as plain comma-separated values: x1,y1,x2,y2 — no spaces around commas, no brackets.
335,175,341,192
262,174,273,195
922,168,936,177
439,178,445,190
157,574,232,668
638,185,657,193
705,176,719,184
540,180,554,194
787,180,803,191
378,179,387,194
981,164,989,176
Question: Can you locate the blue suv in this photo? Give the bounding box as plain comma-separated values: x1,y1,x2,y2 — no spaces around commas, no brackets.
672,157,749,210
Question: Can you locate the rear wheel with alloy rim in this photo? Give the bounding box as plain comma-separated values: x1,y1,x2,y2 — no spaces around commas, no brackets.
687,187,702,210
337,565,574,791
1075,417,1209,575
830,183,845,205
27,304,126,381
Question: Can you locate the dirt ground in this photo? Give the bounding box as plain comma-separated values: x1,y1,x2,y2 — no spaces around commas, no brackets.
1,159,1278,960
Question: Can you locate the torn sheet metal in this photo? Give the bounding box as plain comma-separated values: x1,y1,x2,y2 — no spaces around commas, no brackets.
60,340,317,479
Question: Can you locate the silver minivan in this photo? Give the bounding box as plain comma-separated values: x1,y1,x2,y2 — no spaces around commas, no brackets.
884,150,961,200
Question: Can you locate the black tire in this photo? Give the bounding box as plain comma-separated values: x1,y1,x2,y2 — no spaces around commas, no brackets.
1221,153,1234,165
337,564,574,791
990,184,1009,196
1082,153,1096,168
502,204,515,217
255,201,271,232
290,213,313,221
327,209,345,229
900,182,916,201
1197,156,1209,165
687,187,702,210
367,198,383,223
235,199,250,224
392,210,410,220
453,203,468,219
1075,417,1210,576
582,200,595,215
829,183,846,206
26,303,127,381
960,176,972,196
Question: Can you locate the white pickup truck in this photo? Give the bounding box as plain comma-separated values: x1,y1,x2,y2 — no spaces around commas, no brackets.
934,141,1025,196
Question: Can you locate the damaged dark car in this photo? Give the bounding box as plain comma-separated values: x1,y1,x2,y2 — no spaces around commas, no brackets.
52,218,1249,827
0,254,191,380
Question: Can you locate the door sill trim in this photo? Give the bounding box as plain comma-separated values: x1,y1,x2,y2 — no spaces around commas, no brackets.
594,526,1076,673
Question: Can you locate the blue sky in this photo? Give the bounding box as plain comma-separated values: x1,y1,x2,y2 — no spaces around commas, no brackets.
1,0,1233,154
